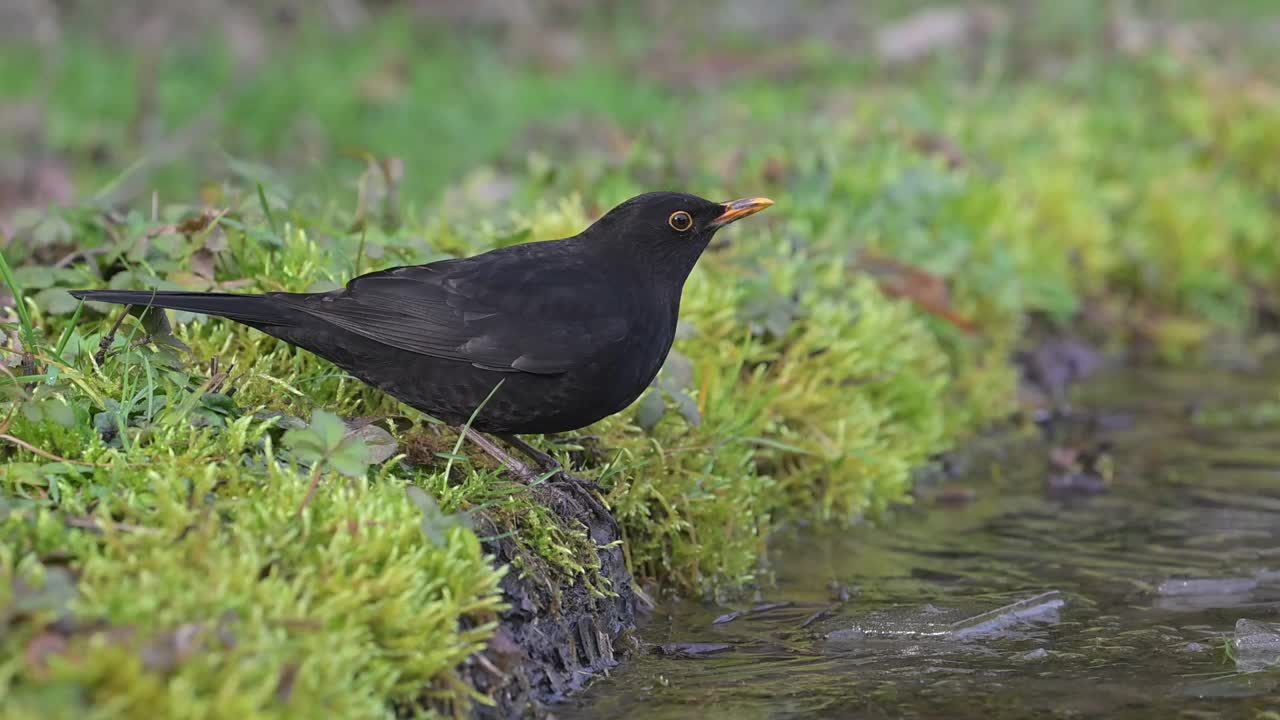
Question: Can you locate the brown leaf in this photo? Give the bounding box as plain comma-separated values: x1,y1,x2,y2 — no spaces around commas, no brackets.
175,211,216,235
191,249,217,281
142,622,206,672
25,631,69,677
275,664,299,704
358,55,410,104
762,156,788,183
144,208,227,241
485,627,524,673
855,250,979,334
909,132,969,170
935,485,977,506
1048,446,1081,469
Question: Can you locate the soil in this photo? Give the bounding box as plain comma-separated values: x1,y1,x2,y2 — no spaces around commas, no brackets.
462,476,637,720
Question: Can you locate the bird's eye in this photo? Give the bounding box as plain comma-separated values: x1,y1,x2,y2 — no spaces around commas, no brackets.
668,211,693,232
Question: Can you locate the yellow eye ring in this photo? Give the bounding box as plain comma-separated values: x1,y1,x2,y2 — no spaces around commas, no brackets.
669,211,693,231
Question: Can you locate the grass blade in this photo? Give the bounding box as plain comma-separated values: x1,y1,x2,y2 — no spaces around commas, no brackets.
257,182,279,237
53,300,86,361
0,246,40,355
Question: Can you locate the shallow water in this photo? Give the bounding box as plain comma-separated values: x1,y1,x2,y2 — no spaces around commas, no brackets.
564,367,1280,719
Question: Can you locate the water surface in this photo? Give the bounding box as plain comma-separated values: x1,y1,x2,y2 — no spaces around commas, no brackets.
565,367,1280,719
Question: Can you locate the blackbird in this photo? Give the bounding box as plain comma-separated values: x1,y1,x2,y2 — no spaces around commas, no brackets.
70,191,773,482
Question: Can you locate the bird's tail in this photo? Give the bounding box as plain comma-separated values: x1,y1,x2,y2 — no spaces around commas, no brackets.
69,290,295,326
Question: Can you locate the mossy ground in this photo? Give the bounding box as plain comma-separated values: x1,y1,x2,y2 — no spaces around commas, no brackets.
2,2,1280,717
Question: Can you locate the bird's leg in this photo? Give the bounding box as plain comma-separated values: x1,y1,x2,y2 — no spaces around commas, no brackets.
499,434,608,495
496,434,562,474
497,434,614,530
454,430,616,529
457,427,543,484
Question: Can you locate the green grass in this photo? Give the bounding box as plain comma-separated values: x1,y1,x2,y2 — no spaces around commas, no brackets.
3,2,1280,717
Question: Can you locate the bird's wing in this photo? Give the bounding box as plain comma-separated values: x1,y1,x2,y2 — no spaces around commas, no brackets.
277,247,630,375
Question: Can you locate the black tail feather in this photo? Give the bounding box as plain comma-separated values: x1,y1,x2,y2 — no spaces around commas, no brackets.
69,290,294,326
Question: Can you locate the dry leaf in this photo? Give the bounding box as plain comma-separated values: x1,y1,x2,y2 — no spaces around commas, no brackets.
855,250,979,334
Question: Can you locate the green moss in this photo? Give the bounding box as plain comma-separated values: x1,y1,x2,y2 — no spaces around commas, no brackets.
2,465,506,719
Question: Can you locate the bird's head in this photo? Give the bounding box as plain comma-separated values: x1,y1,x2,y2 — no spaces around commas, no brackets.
585,191,774,280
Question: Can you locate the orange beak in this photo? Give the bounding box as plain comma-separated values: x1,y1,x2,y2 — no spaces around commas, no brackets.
710,197,774,228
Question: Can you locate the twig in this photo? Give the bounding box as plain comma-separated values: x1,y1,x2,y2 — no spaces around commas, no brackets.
296,464,324,517
64,514,158,535
0,433,108,467
52,246,111,269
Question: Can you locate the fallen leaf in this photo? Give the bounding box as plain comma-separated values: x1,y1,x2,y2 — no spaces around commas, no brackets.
855,250,979,334
142,622,206,672
345,423,399,465
24,631,69,677
935,485,978,506
909,132,969,169
191,249,217,280
275,664,299,704
1048,446,1080,469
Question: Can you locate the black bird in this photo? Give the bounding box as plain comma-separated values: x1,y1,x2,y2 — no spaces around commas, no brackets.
70,192,773,482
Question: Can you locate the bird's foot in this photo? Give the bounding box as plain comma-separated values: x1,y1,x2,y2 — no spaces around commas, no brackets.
498,434,607,494
461,429,615,529
497,434,562,474
550,473,618,534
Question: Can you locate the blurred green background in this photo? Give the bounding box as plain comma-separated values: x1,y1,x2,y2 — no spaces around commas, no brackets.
3,0,1276,216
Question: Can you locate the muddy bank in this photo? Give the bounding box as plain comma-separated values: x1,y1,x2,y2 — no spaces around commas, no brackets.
461,478,637,719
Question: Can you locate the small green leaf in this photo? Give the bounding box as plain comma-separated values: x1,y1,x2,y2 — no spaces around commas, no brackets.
405,486,457,546
668,389,702,428
12,565,78,616
41,398,77,428
14,266,56,289
199,393,239,416
34,288,79,315
658,349,695,391
406,485,441,517
308,411,347,451
282,427,327,466
93,412,119,437
328,440,371,478
108,270,138,289
634,390,666,432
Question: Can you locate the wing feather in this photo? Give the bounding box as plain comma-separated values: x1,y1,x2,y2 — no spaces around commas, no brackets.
277,246,629,375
